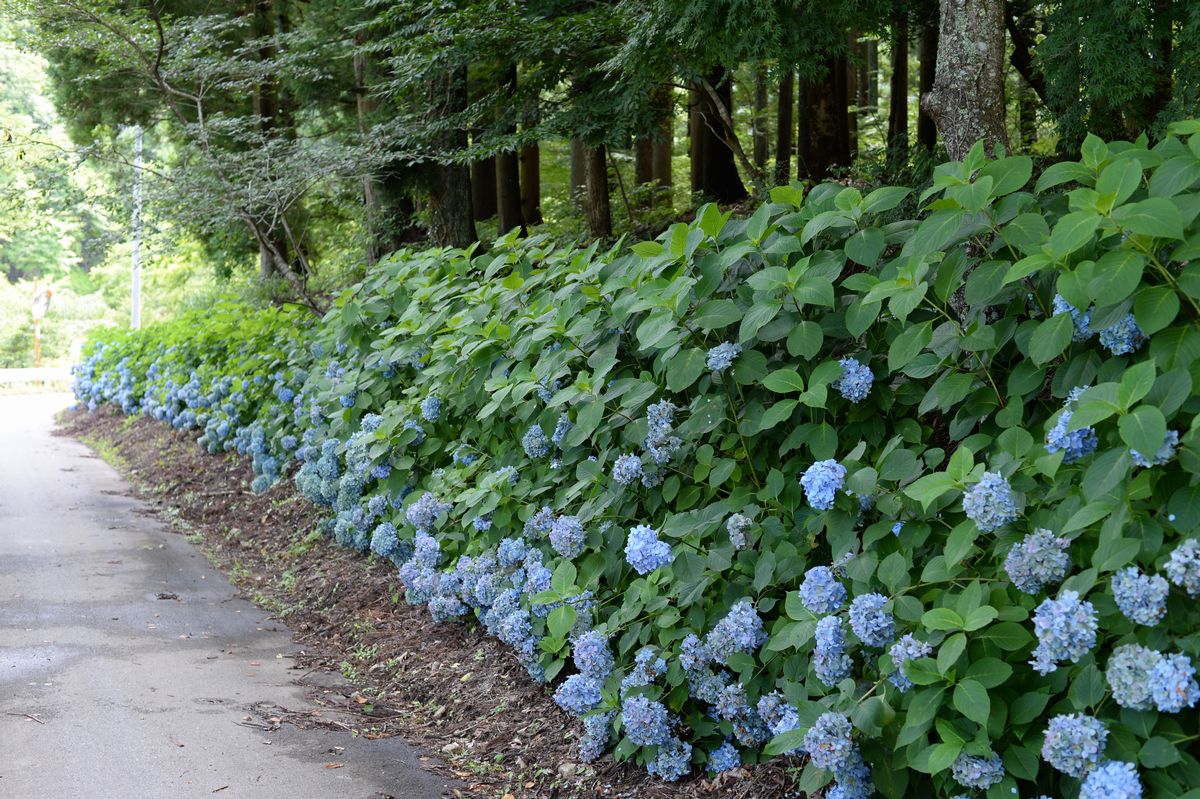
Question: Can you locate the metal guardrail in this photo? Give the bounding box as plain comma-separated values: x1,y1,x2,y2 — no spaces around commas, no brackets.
0,367,72,384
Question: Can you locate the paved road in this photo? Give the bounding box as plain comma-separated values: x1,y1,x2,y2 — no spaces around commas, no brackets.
0,394,448,799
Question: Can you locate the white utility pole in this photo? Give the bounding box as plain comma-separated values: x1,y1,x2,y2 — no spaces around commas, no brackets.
131,125,143,329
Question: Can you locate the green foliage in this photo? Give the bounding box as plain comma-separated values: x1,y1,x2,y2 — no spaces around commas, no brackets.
75,125,1200,795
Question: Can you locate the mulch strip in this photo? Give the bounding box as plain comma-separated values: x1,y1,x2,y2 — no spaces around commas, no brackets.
57,408,803,799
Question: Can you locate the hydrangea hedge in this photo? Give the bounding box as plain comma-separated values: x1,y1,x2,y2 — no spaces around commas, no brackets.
73,122,1200,799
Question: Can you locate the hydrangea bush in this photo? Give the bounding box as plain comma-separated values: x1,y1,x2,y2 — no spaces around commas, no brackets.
73,124,1200,797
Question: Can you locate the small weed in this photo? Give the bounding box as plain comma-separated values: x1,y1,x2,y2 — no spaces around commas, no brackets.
278,570,297,591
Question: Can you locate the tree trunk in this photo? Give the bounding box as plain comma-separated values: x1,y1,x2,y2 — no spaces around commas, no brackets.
520,142,541,225
635,124,653,209
866,40,879,110
353,44,382,265
797,78,811,179
775,69,794,185
1145,0,1174,133
689,89,705,196
496,63,523,234
847,36,859,156
922,0,1008,159
801,57,851,180
251,0,289,279
569,137,585,210
1006,0,1046,105
918,16,939,151
651,86,673,208
752,65,769,173
887,18,910,154
427,65,476,248
692,69,749,202
472,155,497,220
584,143,611,237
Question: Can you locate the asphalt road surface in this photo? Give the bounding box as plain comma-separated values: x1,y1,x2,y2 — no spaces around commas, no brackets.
0,393,448,799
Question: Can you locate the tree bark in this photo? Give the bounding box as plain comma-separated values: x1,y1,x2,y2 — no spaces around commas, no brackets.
584,143,611,237
801,57,851,180
689,88,705,196
887,18,910,154
692,69,750,202
775,69,794,184
471,155,497,220
651,85,673,208
847,36,859,156
1005,0,1046,104
918,15,939,151
922,0,1008,159
251,0,289,279
520,142,541,225
496,63,523,234
1146,0,1174,132
752,65,769,173
427,65,476,248
866,40,879,110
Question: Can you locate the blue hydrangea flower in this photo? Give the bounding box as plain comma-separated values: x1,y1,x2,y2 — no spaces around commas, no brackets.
849,592,894,647
1030,590,1098,674
551,413,573,446
1042,713,1108,777
756,692,801,739
711,682,769,747
402,419,425,444
1045,394,1099,463
962,471,1019,532
833,357,874,403
452,445,478,466
828,749,874,799
621,647,668,695
891,521,903,536
706,342,742,373
1131,429,1179,468
1053,294,1094,341
370,463,392,480
888,633,932,691
1106,644,1162,710
951,751,1004,789
405,492,450,533
612,453,643,486
1080,761,1142,799
726,513,751,549
1165,538,1200,596
554,674,602,716
369,522,398,558
814,615,852,686
643,400,681,465
492,465,519,486
624,525,673,574
1005,528,1071,594
522,424,550,458
803,712,855,772
1149,653,1200,713
801,459,847,510
579,710,615,762
497,537,528,568
572,630,614,680
339,390,358,409
1111,567,1168,625
646,736,692,781
706,740,740,774
705,599,767,663
1098,314,1147,356
550,515,586,558
419,396,442,421
800,566,848,614
620,695,671,746
472,515,492,532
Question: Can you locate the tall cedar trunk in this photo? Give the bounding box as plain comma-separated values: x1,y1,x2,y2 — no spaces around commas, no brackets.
887,19,910,154
353,43,381,264
471,155,498,220
689,90,705,195
496,64,523,234
922,0,1008,159
427,66,476,248
651,86,673,207
1008,0,1041,146
1145,0,1174,133
252,0,288,278
801,57,851,180
569,137,585,209
584,144,611,237
775,70,794,184
797,78,811,179
692,69,748,203
520,143,541,225
847,36,859,156
635,129,653,209
752,66,769,172
918,17,939,151
866,41,879,109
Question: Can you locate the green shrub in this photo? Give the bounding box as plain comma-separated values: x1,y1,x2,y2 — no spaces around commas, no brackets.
75,122,1200,798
